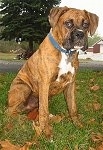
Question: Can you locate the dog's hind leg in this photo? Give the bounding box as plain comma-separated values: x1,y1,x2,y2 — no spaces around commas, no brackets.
7,78,31,115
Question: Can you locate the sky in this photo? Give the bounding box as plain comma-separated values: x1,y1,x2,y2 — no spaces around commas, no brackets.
60,0,103,37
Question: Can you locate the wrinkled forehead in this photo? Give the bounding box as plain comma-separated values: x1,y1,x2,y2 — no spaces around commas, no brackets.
60,8,89,24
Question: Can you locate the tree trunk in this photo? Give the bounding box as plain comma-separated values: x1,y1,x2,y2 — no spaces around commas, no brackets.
29,38,33,52
24,38,34,59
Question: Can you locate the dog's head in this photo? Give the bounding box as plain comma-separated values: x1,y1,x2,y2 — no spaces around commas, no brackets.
49,6,99,51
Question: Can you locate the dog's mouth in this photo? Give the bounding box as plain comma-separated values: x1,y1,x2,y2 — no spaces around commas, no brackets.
74,45,84,50
63,41,87,52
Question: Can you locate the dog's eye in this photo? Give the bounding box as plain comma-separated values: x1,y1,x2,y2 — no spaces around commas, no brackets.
82,20,89,28
65,20,74,29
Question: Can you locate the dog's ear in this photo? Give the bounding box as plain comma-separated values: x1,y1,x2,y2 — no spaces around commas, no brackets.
48,6,69,28
87,12,99,36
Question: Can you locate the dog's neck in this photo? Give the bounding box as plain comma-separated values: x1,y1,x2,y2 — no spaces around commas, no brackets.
48,31,76,56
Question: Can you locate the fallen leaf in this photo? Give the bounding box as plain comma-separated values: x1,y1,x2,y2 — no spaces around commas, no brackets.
93,102,101,111
90,85,100,91
4,123,14,131
85,101,101,111
49,114,65,123
96,143,103,150
72,117,83,128
91,133,103,143
0,140,33,150
94,94,99,100
85,103,93,110
89,78,95,83
20,142,33,150
87,118,96,125
27,108,39,121
74,145,79,150
0,140,19,150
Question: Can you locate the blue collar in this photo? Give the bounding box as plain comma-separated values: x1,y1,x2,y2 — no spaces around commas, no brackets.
48,32,75,55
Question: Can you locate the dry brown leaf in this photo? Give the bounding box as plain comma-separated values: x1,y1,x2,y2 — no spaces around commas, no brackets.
0,140,20,150
94,94,99,99
0,140,33,150
20,142,33,150
90,85,100,91
27,108,39,121
89,78,95,83
96,143,103,150
71,116,83,128
91,133,103,143
49,114,65,123
93,102,101,111
85,103,93,110
85,101,101,111
74,145,79,150
87,118,96,125
4,123,14,131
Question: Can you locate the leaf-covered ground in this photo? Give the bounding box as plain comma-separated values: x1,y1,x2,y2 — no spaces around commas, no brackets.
0,70,103,150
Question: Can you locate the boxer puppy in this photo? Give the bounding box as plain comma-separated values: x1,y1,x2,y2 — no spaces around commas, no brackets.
7,6,98,137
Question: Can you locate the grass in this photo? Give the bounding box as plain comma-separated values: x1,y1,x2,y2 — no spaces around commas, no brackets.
0,70,103,150
0,52,17,60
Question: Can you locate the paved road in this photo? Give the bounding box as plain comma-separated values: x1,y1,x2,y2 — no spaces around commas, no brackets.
0,60,103,73
79,61,103,71
0,60,23,73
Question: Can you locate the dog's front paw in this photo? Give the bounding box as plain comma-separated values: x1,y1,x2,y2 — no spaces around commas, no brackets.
33,121,53,139
44,124,53,139
33,121,42,137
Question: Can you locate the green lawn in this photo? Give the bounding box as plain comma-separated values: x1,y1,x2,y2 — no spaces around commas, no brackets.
0,70,103,150
0,52,17,60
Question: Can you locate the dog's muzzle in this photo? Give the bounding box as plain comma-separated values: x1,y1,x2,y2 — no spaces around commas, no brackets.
63,29,88,51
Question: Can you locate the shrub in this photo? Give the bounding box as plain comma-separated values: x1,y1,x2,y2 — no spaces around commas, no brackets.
0,40,20,53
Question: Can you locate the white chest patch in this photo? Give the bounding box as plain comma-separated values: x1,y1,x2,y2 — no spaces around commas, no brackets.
56,52,75,81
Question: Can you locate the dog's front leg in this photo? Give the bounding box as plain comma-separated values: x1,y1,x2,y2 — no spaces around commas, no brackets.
64,81,83,127
34,81,52,137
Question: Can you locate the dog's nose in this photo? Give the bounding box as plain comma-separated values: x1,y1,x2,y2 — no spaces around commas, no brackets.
75,30,84,39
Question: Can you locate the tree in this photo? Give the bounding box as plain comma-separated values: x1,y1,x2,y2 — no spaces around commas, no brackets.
0,0,61,53
88,34,101,47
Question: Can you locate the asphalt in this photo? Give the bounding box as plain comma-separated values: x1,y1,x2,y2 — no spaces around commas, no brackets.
79,60,103,71
0,60,103,73
0,60,23,73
